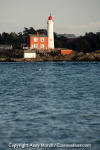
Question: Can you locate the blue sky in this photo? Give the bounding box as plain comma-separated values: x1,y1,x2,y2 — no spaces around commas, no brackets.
0,0,100,35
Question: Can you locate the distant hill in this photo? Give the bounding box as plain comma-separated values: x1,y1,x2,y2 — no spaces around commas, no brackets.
56,33,77,38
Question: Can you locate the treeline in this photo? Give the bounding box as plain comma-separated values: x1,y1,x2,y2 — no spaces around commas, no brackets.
0,27,47,49
55,32,100,52
66,32,100,52
0,27,100,52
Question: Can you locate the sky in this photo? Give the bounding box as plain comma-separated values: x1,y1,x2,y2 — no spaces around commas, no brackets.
0,0,100,36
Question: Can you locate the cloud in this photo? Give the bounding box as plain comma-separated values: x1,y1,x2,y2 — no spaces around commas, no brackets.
74,22,100,29
69,22,100,35
89,22,100,28
55,22,100,35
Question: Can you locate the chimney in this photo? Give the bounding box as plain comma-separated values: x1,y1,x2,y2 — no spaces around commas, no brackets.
37,32,39,37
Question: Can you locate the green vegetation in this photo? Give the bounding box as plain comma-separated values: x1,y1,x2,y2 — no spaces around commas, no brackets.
0,49,23,58
0,27,100,53
66,32,100,52
55,32,100,52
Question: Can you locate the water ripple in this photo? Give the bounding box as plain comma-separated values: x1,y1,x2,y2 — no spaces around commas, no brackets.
0,62,100,150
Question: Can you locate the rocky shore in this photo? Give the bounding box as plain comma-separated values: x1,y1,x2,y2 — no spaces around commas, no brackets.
0,49,100,62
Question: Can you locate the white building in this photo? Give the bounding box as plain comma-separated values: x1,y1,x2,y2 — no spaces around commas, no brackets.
24,50,36,59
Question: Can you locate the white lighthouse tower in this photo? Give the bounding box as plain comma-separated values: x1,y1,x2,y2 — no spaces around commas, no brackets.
47,14,54,49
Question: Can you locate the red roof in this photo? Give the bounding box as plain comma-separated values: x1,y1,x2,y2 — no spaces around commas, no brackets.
48,15,52,20
61,50,72,55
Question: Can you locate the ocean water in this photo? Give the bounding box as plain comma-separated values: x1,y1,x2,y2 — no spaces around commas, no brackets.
0,62,100,150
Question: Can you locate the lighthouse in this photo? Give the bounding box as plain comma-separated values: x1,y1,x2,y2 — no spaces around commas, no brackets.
47,14,54,49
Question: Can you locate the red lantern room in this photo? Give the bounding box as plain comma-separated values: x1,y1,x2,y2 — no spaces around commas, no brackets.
48,15,52,20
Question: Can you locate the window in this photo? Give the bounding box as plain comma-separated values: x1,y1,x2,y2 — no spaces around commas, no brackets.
32,44,34,49
40,44,44,48
34,44,38,48
40,38,44,42
34,37,38,42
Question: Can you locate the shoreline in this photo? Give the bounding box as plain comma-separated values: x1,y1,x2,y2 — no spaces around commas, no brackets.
0,57,100,62
0,49,100,62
